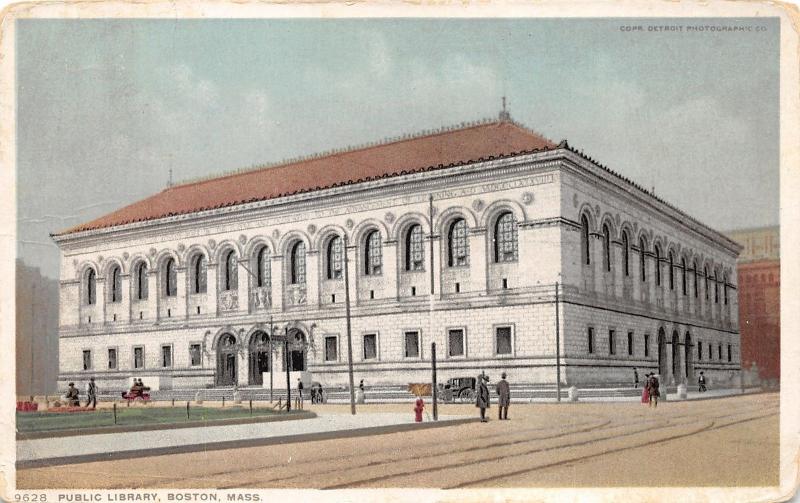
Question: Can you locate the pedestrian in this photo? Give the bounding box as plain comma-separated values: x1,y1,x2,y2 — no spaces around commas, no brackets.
641,374,650,404
633,367,639,388
648,373,660,408
359,379,365,392
698,371,707,392
476,373,490,422
85,377,97,409
496,372,511,420
65,382,80,407
318,383,325,404
297,378,304,409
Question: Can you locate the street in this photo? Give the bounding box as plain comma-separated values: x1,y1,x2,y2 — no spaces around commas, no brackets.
16,392,779,489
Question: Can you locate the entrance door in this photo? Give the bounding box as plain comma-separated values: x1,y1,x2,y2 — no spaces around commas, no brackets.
671,331,680,381
216,334,238,386
249,331,271,385
684,332,693,380
287,329,306,371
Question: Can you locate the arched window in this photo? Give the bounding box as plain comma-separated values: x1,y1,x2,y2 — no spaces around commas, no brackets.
713,271,719,304
326,237,343,279
190,254,207,294
134,262,148,300
364,230,382,276
494,212,518,263
723,272,729,305
639,237,647,282
85,268,96,305
448,218,469,267
668,252,675,290
681,258,687,295
290,241,306,285
580,215,590,266
602,224,611,272
164,257,177,297
405,224,424,271
621,231,630,276
704,265,709,300
255,246,270,288
654,245,662,286
109,265,122,303
222,250,238,291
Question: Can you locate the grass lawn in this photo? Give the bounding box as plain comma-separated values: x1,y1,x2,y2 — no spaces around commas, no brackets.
17,405,292,433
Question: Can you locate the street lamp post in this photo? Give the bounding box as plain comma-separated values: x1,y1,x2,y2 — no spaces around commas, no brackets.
343,233,357,415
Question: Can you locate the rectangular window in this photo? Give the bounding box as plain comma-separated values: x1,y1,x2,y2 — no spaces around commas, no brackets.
495,326,512,355
709,343,713,359
133,346,144,369
82,350,92,371
588,327,594,354
161,345,172,367
698,341,702,360
363,334,377,360
108,348,117,370
627,332,633,356
728,345,732,362
718,345,722,360
325,336,338,362
609,330,616,355
448,329,465,357
189,344,202,367
405,331,420,358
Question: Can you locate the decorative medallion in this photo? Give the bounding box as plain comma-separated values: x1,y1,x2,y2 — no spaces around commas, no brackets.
615,213,620,226
472,199,485,211
594,204,601,218
272,229,280,239
307,224,317,235
207,240,216,250
238,234,247,245
521,192,534,205
177,243,185,252
384,212,395,224
572,194,579,208
345,219,355,229
431,206,438,217
123,252,130,261
97,255,104,264
148,248,156,257
72,259,78,267
633,223,638,235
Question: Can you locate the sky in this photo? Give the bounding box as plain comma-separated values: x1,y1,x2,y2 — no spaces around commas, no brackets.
16,18,779,279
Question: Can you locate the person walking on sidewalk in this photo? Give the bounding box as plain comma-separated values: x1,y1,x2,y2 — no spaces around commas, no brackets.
476,373,490,422
296,378,304,409
496,372,511,420
698,371,707,392
85,377,97,409
633,367,639,388
648,373,660,408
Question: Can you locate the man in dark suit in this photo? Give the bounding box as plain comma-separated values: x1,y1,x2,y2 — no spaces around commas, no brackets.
496,372,511,420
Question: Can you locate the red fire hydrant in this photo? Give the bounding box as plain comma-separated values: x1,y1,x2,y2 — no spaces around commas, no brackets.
414,397,424,422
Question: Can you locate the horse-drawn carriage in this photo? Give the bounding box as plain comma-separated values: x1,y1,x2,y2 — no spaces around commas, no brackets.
121,386,151,403
438,377,477,403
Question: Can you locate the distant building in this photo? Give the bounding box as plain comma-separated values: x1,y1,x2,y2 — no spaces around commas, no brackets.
52,113,741,391
725,226,779,381
16,259,60,396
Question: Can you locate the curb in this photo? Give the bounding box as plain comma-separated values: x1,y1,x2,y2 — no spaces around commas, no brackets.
16,416,479,469
16,410,316,440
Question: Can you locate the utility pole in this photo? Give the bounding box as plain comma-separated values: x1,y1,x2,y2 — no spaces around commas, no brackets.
431,342,438,421
285,326,291,412
343,233,357,415
428,195,437,419
30,282,36,395
555,282,561,402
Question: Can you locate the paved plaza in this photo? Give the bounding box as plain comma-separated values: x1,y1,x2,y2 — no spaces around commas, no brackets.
17,392,779,489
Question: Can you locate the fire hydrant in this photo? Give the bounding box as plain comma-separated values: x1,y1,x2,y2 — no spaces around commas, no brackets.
414,397,424,422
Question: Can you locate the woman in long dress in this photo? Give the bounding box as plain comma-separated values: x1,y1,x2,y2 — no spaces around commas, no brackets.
641,374,650,404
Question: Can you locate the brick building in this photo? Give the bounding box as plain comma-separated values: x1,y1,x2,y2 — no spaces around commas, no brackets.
725,227,779,382
52,113,742,391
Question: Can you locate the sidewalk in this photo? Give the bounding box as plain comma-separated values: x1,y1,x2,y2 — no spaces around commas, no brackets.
17,412,474,468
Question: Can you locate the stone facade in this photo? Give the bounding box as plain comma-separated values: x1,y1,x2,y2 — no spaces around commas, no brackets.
53,123,741,390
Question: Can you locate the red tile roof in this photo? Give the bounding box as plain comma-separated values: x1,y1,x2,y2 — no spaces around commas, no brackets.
58,120,556,235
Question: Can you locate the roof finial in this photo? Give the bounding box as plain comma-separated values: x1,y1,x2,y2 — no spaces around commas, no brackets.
499,96,511,121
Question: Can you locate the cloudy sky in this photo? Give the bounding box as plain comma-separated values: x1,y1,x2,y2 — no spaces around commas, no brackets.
17,18,779,279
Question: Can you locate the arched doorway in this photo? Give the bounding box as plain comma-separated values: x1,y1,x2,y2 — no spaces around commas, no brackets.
249,331,271,386
287,328,307,371
671,330,680,381
657,328,667,376
684,332,693,381
216,334,238,386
